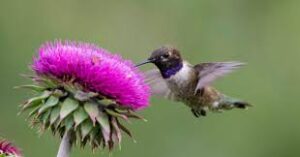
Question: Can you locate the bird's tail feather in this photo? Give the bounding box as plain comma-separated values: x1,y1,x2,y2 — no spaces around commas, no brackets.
233,101,252,109
218,96,252,110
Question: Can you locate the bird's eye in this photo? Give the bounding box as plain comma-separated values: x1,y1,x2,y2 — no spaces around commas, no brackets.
163,54,169,58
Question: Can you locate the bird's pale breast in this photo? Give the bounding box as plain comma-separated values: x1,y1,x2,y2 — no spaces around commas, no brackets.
165,61,222,108
166,62,198,103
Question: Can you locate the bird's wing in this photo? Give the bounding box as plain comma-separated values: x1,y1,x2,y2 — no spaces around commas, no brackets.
194,61,245,93
144,69,176,100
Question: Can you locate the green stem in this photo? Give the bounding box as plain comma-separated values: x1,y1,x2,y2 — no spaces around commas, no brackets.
57,130,72,157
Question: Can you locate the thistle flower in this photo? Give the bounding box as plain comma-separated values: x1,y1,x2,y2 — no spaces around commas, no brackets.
33,41,149,110
18,40,150,156
0,140,22,157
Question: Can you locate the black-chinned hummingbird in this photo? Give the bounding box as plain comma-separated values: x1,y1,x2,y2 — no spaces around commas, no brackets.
137,46,251,117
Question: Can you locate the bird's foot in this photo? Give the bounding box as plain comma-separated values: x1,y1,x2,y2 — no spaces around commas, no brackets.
191,108,206,118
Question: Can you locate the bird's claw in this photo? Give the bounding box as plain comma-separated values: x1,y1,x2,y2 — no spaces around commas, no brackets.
191,108,206,118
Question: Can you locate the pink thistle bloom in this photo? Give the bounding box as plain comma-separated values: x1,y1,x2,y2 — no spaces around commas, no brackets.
32,40,150,110
0,140,22,157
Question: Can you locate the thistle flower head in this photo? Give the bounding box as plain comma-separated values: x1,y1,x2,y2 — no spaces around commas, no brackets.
33,41,149,110
19,40,151,151
0,140,22,157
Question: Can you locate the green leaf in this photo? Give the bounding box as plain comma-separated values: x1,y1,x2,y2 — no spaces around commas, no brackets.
52,89,66,97
39,77,57,88
38,96,59,114
81,135,88,148
50,105,60,124
40,109,51,124
89,126,99,143
27,105,40,118
60,98,79,120
100,98,116,106
84,102,99,125
111,117,122,147
116,118,133,138
22,91,51,111
63,83,77,94
73,107,89,127
96,111,111,145
15,84,46,92
105,108,128,121
76,130,82,144
80,120,93,140
74,91,98,101
126,110,147,121
64,116,74,130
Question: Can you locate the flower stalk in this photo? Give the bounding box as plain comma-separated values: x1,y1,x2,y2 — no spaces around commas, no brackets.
57,131,72,157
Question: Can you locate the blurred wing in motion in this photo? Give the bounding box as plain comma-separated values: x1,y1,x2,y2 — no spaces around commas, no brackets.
194,61,245,93
144,69,176,100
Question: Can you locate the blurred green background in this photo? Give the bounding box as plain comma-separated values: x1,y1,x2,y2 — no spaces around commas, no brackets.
1,0,300,157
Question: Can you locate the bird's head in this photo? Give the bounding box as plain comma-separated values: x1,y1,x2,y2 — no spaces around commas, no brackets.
136,46,183,70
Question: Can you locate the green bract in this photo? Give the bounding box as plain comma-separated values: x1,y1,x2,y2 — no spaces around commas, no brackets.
19,76,145,150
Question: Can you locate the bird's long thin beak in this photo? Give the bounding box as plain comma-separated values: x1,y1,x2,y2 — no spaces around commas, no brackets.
135,58,155,67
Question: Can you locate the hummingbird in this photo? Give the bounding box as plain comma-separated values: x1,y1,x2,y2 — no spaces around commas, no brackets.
136,46,251,117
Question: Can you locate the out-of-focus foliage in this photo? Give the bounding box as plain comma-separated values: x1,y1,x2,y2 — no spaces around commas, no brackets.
0,0,299,157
